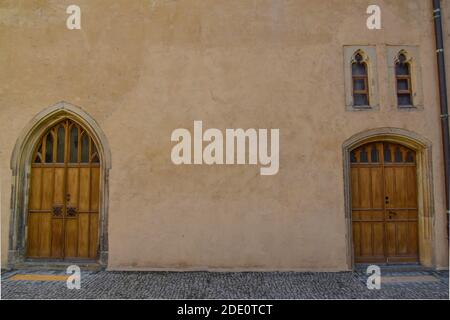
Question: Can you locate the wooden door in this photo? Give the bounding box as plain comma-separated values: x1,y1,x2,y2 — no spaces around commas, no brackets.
351,142,419,264
26,119,100,260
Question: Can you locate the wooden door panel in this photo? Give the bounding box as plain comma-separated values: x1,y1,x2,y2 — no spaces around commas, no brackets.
386,221,419,259
371,168,384,208
53,168,65,205
385,223,396,257
65,219,78,258
26,119,101,260
79,168,90,212
351,169,360,208
407,222,419,255
41,168,54,210
405,166,418,207
38,212,52,257
51,219,64,258
396,222,409,255
384,165,418,262
359,168,372,208
352,210,384,222
372,223,384,256
360,222,373,256
386,209,418,221
351,142,419,264
77,213,90,257
90,168,100,211
66,168,79,209
26,213,40,257
29,168,42,210
351,160,386,262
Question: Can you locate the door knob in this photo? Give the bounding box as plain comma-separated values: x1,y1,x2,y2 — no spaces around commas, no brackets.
66,193,71,202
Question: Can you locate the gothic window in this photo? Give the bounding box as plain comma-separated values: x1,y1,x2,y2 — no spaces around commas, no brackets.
395,52,413,106
352,51,370,106
33,119,100,165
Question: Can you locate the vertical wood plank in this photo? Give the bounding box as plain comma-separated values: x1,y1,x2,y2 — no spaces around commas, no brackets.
77,213,90,257
26,213,40,257
51,219,64,258
64,219,78,258
90,168,100,212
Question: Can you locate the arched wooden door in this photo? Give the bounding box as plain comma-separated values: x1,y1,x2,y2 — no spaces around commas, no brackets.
26,119,100,260
351,142,419,264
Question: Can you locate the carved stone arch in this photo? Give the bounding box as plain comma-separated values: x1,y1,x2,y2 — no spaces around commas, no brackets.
351,49,370,65
8,101,111,268
342,127,435,269
394,49,413,65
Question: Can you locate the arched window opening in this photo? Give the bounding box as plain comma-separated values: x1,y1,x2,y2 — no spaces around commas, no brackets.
395,52,413,106
352,51,370,106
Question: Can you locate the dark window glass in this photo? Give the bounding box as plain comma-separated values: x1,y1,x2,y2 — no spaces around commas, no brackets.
351,151,357,163
70,126,79,163
406,151,415,163
395,63,409,76
384,145,392,162
354,94,369,106
45,133,53,163
353,79,366,91
81,134,90,163
57,125,65,163
360,148,368,163
371,145,379,163
397,79,409,91
398,94,412,106
352,62,367,76
395,147,403,163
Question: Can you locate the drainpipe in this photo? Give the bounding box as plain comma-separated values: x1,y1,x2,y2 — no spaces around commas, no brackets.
432,0,450,238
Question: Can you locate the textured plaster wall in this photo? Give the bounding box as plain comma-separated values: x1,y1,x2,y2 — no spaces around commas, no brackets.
0,0,448,270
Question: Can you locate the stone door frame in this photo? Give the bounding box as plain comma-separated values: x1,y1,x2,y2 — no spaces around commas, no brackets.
343,128,436,269
8,101,112,269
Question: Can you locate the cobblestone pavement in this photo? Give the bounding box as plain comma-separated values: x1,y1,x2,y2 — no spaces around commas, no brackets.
1,268,448,299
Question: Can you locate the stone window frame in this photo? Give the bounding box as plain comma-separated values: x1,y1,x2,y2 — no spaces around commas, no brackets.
387,46,424,111
344,46,380,111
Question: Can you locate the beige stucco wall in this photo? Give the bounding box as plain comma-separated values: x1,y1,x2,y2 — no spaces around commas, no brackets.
0,0,448,271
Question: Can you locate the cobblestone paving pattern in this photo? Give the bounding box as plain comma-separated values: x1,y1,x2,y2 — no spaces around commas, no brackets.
1,269,448,299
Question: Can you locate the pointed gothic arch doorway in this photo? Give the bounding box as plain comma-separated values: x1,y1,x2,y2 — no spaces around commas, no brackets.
27,119,101,259
8,102,111,267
